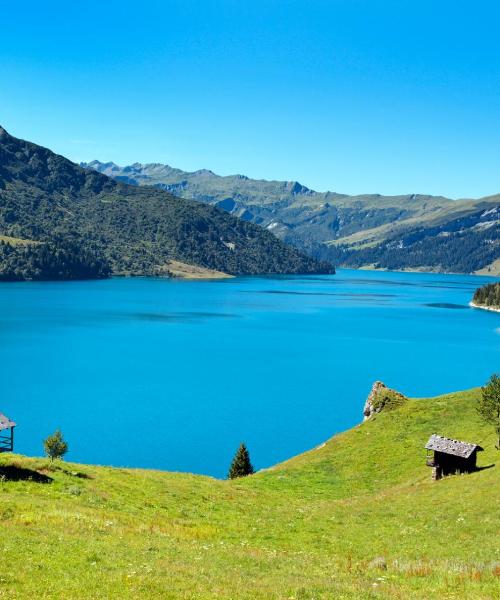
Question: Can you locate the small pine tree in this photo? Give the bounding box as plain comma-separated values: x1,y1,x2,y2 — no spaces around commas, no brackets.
43,429,69,461
478,374,500,449
228,443,254,479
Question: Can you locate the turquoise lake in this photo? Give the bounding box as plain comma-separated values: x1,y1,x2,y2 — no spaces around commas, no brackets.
1,269,499,477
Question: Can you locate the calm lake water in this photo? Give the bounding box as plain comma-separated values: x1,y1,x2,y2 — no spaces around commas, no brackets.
1,269,499,477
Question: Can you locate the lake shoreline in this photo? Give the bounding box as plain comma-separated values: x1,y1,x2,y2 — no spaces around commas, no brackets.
2,265,498,285
356,264,500,278
469,301,500,313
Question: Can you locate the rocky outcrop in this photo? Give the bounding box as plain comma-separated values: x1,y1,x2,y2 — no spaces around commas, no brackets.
363,381,408,421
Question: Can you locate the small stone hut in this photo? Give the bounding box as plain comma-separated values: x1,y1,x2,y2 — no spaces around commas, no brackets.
425,434,483,480
0,413,16,453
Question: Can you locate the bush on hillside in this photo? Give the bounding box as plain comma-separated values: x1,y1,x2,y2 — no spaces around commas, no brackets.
478,374,500,449
228,443,254,479
371,389,407,413
43,430,69,461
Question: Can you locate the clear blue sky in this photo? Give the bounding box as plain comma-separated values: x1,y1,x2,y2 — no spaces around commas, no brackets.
1,0,499,198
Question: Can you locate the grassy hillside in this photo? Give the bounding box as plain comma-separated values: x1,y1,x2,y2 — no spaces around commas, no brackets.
0,126,332,279
1,388,498,599
84,160,500,274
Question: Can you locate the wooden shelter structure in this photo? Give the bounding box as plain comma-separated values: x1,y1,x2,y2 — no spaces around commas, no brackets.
425,434,483,480
0,413,16,453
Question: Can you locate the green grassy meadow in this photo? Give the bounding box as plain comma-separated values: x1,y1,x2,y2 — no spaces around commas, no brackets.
0,388,498,599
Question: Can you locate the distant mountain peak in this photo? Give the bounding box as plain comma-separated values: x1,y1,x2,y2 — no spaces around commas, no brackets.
99,161,120,169
81,159,116,168
0,125,10,137
193,168,216,177
288,181,312,195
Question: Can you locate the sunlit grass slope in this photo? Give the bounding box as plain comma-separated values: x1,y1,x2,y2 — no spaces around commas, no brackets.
0,388,498,599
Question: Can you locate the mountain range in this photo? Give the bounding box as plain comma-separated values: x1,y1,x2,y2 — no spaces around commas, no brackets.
0,126,332,280
83,160,500,275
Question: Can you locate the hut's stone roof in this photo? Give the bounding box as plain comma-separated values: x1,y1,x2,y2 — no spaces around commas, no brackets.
0,413,15,432
425,434,483,459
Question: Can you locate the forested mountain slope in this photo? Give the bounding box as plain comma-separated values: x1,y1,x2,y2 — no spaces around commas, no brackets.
0,127,332,280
